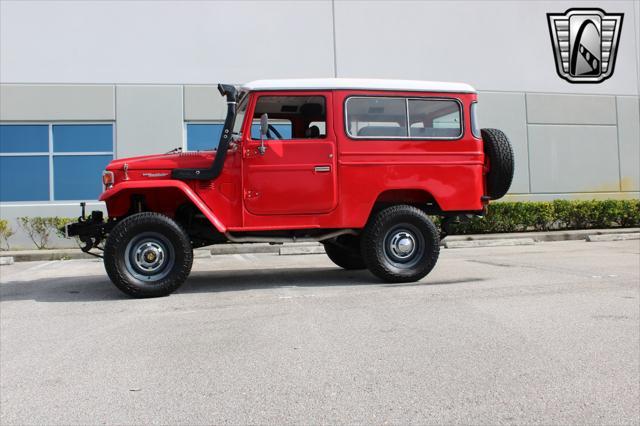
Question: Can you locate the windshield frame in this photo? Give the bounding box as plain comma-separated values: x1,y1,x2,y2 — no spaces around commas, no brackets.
232,92,249,135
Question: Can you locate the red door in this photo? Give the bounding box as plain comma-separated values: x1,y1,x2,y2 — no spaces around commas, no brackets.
242,92,337,216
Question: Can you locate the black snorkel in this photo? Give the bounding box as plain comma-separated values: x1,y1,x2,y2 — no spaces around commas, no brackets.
172,83,238,180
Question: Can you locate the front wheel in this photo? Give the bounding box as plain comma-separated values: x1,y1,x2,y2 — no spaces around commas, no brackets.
361,205,440,283
104,212,193,298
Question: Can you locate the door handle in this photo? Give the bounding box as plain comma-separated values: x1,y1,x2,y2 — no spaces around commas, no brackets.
314,166,331,173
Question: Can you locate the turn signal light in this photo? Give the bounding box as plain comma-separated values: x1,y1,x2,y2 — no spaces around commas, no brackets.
102,170,114,189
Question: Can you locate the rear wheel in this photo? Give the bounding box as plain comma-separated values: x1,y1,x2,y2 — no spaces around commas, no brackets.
104,212,193,298
323,235,366,270
361,205,440,283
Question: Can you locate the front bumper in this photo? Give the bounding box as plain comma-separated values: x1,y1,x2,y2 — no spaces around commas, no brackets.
61,205,115,254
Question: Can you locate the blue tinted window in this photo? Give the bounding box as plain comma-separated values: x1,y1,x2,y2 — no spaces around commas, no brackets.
0,156,49,201
53,155,112,200
0,125,49,153
186,124,222,151
251,123,292,139
53,124,113,152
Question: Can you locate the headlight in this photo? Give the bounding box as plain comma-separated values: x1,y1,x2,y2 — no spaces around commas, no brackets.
102,170,114,189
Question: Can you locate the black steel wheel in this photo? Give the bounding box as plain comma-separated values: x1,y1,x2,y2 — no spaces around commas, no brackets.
104,212,193,298
361,205,440,283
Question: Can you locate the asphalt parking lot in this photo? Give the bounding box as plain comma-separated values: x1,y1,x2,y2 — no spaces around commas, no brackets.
1,240,639,425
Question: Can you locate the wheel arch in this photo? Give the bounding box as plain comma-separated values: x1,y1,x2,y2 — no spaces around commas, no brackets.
369,188,443,218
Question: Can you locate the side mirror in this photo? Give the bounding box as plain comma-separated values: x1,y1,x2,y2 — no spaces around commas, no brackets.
258,113,268,155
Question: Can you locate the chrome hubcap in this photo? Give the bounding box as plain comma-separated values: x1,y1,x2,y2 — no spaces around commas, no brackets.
135,241,166,273
389,231,416,258
383,225,425,268
124,232,175,282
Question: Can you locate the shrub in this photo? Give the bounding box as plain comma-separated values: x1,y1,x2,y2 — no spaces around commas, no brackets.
0,219,14,250
447,199,640,235
52,217,75,239
17,217,75,249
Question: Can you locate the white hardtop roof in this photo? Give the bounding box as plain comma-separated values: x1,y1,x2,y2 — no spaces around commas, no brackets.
241,78,476,94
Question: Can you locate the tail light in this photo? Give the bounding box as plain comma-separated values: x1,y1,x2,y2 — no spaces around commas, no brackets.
102,170,114,190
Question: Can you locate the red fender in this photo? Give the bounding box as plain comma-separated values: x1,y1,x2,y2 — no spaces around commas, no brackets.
99,180,226,232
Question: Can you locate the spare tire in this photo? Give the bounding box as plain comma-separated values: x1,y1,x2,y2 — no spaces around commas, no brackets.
481,128,514,200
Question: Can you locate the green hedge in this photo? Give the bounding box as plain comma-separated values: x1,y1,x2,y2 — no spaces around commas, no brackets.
444,199,640,235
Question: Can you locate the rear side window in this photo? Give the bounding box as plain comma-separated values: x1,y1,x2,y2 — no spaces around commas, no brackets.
346,96,463,140
470,102,480,138
408,99,462,138
346,97,407,138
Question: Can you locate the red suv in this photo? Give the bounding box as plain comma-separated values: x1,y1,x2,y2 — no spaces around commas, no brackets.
65,79,514,297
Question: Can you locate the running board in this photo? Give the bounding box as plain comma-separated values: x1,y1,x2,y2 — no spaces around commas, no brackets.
224,229,358,244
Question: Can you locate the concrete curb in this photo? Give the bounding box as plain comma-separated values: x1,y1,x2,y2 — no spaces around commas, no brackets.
445,238,535,249
586,233,640,242
2,249,96,262
279,245,326,255
209,242,318,255
0,256,14,265
443,227,639,243
0,228,637,263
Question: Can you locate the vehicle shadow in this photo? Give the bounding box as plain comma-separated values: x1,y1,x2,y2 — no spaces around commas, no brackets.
0,267,485,303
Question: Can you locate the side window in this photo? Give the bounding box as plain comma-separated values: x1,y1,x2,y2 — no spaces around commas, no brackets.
346,97,407,138
346,96,463,140
470,102,480,138
408,99,462,138
251,96,326,140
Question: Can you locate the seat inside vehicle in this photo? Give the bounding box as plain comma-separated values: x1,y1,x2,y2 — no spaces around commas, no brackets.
357,126,405,137
409,127,461,138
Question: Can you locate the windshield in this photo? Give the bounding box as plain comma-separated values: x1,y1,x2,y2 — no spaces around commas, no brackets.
232,96,248,135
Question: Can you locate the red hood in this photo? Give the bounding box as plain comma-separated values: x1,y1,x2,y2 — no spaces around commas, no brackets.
106,151,216,170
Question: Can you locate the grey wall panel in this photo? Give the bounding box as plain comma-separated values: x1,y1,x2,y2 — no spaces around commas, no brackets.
528,125,620,193
115,85,183,158
2,1,637,94
0,1,335,85
332,1,638,95
184,85,227,121
0,84,114,120
526,94,617,125
616,96,640,192
0,202,105,249
477,91,529,194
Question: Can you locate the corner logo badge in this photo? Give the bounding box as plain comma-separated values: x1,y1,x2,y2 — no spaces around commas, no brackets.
547,8,623,83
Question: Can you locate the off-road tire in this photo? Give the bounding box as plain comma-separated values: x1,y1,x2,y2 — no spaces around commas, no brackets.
323,235,366,270
104,212,193,298
481,128,514,200
361,205,440,283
